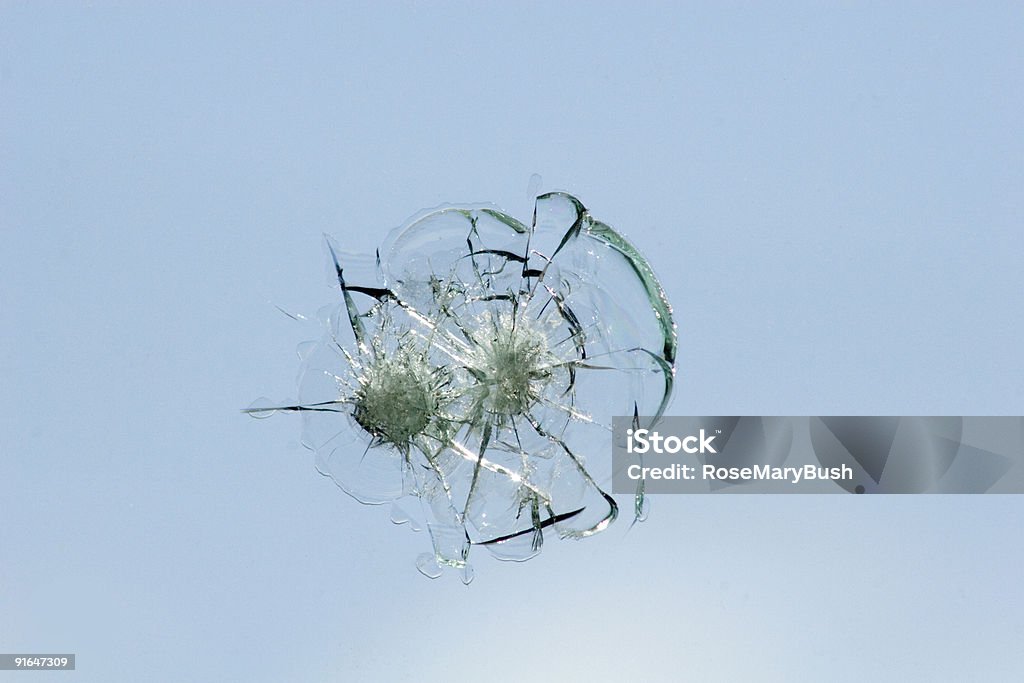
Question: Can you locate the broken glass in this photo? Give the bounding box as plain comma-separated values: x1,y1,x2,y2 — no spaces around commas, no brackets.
248,191,677,582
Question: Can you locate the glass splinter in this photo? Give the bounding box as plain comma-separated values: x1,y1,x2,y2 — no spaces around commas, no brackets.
247,191,677,582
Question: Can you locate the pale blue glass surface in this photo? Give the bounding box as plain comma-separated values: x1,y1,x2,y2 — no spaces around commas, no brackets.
2,3,1022,680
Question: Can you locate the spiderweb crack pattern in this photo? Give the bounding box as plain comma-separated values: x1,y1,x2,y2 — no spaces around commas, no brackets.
248,192,677,583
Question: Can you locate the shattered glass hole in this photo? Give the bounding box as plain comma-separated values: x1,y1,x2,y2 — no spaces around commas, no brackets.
248,190,677,582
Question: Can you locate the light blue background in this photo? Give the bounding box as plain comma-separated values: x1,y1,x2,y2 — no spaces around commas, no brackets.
2,2,1022,681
